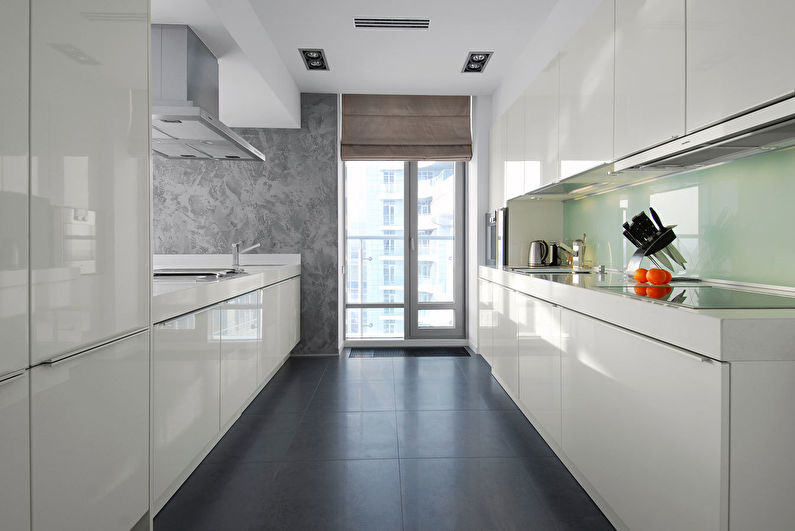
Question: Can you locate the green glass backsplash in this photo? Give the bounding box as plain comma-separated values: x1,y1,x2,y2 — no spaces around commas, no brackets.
564,146,795,286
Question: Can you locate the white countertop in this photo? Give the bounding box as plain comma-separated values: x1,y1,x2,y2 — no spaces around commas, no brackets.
152,254,301,323
480,266,795,362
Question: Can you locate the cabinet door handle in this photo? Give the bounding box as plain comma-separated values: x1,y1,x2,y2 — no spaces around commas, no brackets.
0,369,26,386
41,328,148,367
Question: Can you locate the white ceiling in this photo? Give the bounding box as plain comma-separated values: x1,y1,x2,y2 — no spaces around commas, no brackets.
250,0,559,95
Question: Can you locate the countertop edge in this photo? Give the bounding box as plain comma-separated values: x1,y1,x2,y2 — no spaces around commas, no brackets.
479,266,795,362
152,264,301,324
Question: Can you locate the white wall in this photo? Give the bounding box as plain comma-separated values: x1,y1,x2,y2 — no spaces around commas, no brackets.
467,95,492,351
492,0,602,119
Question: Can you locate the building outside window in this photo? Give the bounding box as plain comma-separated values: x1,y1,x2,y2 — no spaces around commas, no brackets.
418,291,432,302
349,310,359,334
419,261,432,279
384,289,396,314
383,263,396,284
418,169,434,181
418,197,431,215
383,201,396,225
384,320,395,334
383,170,396,192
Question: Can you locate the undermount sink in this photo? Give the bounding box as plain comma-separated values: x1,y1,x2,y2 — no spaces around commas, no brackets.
512,267,592,274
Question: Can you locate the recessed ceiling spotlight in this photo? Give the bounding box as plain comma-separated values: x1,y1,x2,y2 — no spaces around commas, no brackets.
299,48,329,71
462,51,492,73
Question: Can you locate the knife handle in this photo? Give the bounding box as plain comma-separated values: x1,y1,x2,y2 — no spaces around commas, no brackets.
649,207,666,231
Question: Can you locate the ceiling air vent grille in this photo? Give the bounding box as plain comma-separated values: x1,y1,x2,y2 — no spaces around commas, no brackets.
354,17,430,30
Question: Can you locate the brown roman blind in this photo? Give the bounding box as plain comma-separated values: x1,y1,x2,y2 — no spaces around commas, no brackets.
341,94,472,161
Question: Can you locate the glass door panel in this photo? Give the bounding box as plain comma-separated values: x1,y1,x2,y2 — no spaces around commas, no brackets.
345,161,406,339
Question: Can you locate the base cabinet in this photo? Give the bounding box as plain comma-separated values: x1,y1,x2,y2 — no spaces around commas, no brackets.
477,279,493,364
491,285,518,397
0,370,30,531
561,310,727,531
153,307,221,503
278,277,301,356
31,332,149,531
516,293,561,448
220,291,261,426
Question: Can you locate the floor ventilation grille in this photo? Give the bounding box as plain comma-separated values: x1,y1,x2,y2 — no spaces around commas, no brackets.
349,347,469,358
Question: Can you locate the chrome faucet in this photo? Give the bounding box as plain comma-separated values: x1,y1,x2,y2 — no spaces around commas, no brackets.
552,234,586,269
231,241,260,272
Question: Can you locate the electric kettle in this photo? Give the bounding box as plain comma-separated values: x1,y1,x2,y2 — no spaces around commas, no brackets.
528,240,549,267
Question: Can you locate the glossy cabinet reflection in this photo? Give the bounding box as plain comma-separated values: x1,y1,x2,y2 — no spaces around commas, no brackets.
614,0,685,158
490,284,518,397
523,58,559,189
259,285,281,383
561,310,726,531
687,0,795,132
29,0,150,364
31,331,149,531
154,307,221,504
477,279,493,364
0,0,29,375
0,371,31,531
280,277,301,355
557,0,614,179
220,292,260,426
516,293,561,448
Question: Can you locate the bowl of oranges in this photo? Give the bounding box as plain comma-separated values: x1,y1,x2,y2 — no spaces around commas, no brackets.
631,268,673,299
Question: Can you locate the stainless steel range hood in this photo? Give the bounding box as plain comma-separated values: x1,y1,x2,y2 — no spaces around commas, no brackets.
615,95,795,172
151,24,266,161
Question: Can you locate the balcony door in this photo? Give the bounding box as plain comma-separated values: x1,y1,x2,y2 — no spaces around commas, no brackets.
344,161,465,341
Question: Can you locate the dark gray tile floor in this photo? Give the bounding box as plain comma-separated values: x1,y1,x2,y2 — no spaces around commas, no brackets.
155,353,614,531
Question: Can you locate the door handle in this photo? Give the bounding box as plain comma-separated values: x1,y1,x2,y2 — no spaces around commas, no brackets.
410,237,416,252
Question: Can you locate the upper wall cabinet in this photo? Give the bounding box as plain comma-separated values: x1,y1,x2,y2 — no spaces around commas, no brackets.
504,98,526,201
614,0,685,159
0,0,29,374
29,0,150,363
523,58,560,189
488,115,506,211
687,0,795,133
558,0,615,180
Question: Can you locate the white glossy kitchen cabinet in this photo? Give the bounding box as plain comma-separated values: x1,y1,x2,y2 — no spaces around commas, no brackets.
558,0,614,179
31,331,149,531
279,277,301,356
29,0,150,364
687,0,795,133
259,285,281,383
477,279,493,364
516,293,561,448
0,0,29,374
490,284,518,398
561,310,727,531
220,291,260,426
614,0,685,158
503,98,525,201
153,307,221,503
488,115,506,211
523,58,559,189
0,370,31,531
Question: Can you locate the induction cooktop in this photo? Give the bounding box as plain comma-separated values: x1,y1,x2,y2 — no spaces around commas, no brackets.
598,285,795,309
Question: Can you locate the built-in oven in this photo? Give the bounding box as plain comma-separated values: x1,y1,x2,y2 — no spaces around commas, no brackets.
485,208,507,268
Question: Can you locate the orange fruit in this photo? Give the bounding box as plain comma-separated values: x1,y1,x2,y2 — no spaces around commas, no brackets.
633,268,648,283
633,284,647,296
646,268,671,285
646,286,673,299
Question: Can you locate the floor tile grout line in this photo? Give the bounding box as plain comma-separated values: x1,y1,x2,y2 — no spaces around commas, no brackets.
391,357,406,531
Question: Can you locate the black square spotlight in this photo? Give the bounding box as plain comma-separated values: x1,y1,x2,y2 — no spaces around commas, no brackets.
299,48,329,71
462,51,492,73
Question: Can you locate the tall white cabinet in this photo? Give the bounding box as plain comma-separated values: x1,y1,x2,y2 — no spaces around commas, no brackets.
490,285,518,398
29,0,150,364
31,332,150,531
614,0,685,158
0,0,29,376
0,371,31,531
523,59,559,189
686,0,795,132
